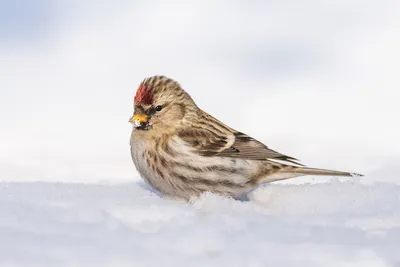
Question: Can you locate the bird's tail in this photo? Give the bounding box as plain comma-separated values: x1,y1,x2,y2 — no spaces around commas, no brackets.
260,166,363,184
291,167,363,177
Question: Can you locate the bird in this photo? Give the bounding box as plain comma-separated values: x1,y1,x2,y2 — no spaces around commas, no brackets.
129,75,362,201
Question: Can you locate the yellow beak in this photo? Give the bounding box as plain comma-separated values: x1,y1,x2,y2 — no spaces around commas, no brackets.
130,114,148,127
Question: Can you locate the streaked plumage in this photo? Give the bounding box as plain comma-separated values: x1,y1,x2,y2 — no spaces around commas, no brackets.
130,75,362,200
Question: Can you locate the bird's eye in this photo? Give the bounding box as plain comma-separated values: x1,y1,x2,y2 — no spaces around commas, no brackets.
155,105,162,112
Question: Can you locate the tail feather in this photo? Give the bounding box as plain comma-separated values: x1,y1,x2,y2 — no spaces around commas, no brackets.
259,166,363,184
292,167,363,177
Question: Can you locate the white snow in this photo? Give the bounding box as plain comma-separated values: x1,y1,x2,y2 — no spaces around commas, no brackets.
1,180,399,267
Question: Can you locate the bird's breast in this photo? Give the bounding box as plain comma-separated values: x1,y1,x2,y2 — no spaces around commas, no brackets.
130,131,160,188
130,132,260,199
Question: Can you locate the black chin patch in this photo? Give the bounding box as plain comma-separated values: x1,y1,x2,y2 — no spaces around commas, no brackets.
135,122,152,131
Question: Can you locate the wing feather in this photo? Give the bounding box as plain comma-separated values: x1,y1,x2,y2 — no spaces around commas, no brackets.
176,116,302,166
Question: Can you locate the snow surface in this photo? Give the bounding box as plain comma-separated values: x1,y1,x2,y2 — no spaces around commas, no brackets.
1,180,399,267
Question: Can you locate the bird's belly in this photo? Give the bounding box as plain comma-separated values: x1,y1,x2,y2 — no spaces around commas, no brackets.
130,134,257,199
167,155,256,198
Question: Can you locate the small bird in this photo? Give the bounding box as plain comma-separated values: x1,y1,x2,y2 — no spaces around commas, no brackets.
129,76,362,200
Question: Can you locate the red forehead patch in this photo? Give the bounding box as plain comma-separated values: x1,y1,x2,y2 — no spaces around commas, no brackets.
134,84,153,105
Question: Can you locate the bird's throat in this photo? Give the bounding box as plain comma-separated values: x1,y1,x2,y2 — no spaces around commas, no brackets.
134,121,152,131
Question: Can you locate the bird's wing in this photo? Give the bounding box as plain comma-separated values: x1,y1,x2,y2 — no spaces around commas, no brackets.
177,125,303,165
217,132,303,165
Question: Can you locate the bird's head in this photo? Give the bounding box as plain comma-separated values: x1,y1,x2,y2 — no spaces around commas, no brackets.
130,76,196,131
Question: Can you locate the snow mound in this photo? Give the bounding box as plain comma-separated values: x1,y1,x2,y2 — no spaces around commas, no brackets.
0,181,399,267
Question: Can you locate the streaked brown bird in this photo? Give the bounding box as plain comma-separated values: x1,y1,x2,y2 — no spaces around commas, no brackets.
129,75,362,200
